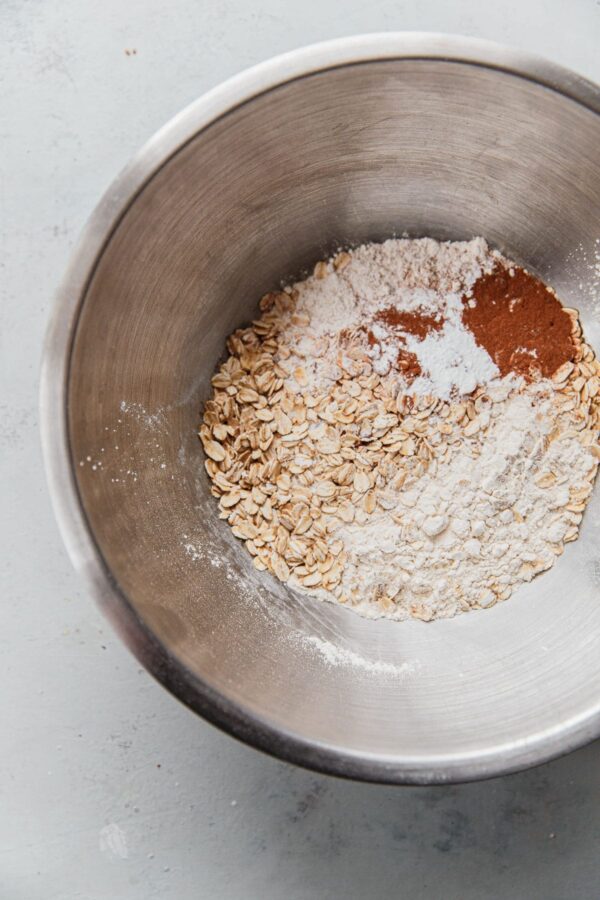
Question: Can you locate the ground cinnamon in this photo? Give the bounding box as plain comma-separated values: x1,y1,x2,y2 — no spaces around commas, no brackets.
463,265,576,379
374,307,443,340
396,349,422,378
339,265,574,386
371,308,443,378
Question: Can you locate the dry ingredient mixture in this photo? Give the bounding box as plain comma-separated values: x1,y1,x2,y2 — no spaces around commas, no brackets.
199,238,600,621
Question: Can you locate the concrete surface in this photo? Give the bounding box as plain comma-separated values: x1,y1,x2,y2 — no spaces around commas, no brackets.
2,1,600,897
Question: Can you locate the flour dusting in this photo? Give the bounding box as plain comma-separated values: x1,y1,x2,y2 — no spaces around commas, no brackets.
298,634,420,678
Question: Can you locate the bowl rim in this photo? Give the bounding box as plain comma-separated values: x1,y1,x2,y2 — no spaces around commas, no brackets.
40,32,600,785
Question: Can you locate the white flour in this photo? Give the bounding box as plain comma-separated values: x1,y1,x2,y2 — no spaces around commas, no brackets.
317,380,596,620
406,316,499,399
293,236,492,335
297,634,419,678
283,237,499,397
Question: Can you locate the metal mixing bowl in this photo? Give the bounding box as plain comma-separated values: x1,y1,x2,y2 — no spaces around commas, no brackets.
41,34,600,783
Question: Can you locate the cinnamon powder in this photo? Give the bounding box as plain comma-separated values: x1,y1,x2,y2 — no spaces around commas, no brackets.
463,265,576,379
396,348,422,378
374,307,443,340
339,261,574,387
372,308,443,378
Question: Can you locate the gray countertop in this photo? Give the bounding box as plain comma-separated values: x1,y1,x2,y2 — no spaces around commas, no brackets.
2,1,599,897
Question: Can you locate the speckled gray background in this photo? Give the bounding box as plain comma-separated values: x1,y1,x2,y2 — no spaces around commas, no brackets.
2,1,600,897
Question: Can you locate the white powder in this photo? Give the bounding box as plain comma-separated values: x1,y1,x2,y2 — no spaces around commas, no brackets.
569,237,600,313
407,316,499,399
311,380,596,620
297,634,419,678
283,237,500,396
119,400,166,430
294,236,492,335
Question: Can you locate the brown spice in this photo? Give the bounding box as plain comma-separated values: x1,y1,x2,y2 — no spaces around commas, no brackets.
463,265,576,380
364,325,422,378
374,307,443,340
396,349,422,378
363,308,443,378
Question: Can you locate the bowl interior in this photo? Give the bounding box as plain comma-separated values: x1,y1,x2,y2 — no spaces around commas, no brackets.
67,58,600,780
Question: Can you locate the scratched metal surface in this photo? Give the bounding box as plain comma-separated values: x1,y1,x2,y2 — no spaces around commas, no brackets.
3,0,600,896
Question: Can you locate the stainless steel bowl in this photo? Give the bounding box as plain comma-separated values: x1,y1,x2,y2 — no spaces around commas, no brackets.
41,34,600,783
